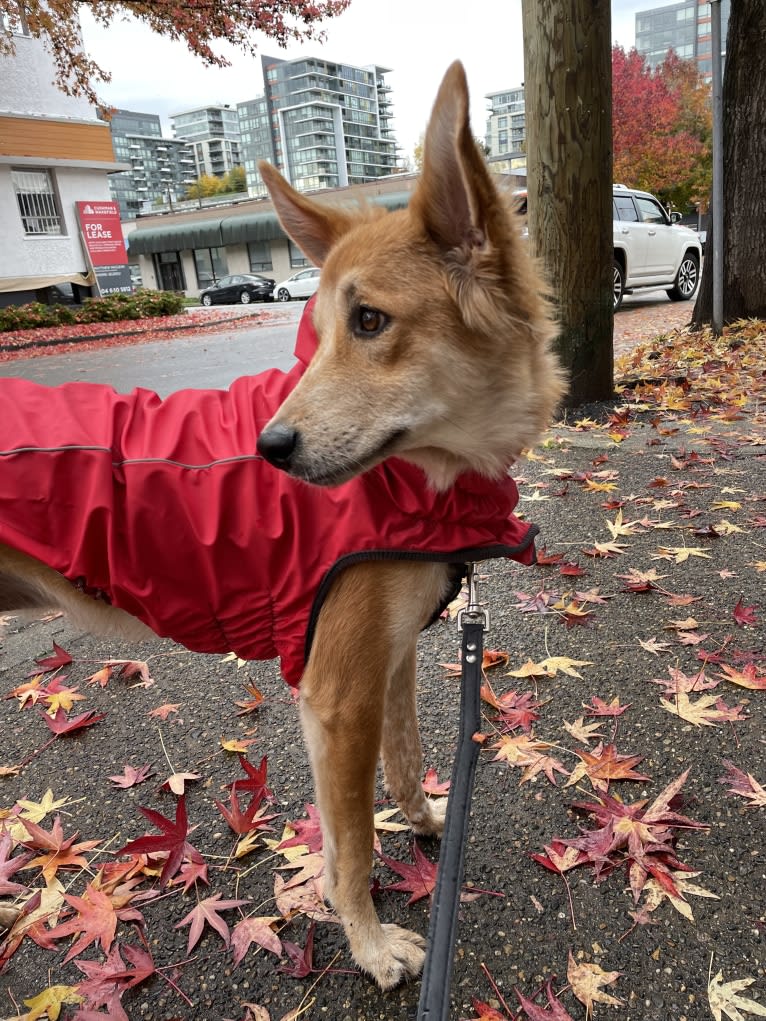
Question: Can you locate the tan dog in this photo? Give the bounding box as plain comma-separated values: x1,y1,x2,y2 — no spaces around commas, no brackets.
0,62,564,989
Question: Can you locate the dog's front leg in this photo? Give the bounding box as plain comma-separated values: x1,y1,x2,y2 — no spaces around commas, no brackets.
380,640,447,838
300,561,448,989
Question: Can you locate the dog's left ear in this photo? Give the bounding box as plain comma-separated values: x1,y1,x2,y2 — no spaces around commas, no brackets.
411,61,503,265
259,160,356,267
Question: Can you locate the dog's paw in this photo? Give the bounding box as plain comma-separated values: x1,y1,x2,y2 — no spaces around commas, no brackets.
411,796,448,838
361,924,426,990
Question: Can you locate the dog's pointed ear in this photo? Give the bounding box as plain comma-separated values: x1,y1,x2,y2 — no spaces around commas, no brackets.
411,61,500,258
259,160,354,267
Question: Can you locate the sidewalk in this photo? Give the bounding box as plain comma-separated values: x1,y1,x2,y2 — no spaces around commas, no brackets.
0,318,764,1021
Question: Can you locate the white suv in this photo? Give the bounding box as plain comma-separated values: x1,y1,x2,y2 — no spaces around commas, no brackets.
613,185,701,311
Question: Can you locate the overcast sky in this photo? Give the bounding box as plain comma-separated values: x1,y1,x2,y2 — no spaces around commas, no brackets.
79,0,678,159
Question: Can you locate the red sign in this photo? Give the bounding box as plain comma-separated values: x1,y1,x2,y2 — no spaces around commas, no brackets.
76,200,128,267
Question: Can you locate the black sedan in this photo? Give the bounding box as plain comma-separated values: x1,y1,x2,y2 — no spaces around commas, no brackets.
199,274,275,306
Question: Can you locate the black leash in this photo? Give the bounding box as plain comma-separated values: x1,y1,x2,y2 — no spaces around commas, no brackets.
417,563,487,1021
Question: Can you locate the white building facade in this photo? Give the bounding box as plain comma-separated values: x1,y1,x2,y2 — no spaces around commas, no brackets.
0,12,127,305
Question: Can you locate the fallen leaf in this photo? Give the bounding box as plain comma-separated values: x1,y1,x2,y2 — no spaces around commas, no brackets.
708,970,766,1021
175,893,250,952
567,952,624,1014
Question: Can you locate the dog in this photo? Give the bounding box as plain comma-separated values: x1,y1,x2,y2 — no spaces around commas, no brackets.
0,62,565,989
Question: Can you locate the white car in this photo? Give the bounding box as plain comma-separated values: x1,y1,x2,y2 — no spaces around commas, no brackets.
272,267,320,302
613,185,701,311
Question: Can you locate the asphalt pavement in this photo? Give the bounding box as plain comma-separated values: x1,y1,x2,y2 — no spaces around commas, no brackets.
0,301,763,1021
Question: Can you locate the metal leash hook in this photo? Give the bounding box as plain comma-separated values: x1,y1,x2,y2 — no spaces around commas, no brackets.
417,561,487,1021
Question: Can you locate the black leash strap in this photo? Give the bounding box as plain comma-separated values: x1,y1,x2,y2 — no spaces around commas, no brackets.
417,564,486,1021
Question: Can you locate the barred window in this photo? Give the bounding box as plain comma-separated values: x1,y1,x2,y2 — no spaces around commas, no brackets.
1,4,30,35
12,169,63,235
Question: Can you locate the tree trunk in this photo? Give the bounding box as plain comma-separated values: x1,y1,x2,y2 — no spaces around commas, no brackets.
521,0,614,405
693,0,766,325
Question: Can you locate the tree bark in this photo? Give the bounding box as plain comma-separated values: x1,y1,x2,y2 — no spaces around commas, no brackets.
521,0,614,405
693,0,766,325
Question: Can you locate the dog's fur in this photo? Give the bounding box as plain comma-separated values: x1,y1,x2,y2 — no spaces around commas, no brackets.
0,63,565,989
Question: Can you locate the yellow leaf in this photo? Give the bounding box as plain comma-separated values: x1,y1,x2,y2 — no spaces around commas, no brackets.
710,500,742,512
715,519,744,535
567,952,624,1013
374,808,408,833
14,788,72,829
652,545,712,564
220,737,255,753
660,692,727,727
23,985,83,1021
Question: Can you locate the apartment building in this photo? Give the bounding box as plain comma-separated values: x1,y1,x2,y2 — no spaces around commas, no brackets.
0,8,128,306
635,0,731,79
236,55,398,198
108,110,197,219
170,105,242,179
485,87,526,160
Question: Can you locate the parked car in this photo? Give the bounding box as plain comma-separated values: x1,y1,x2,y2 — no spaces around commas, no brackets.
514,186,702,311
199,274,274,306
613,185,701,311
272,267,321,302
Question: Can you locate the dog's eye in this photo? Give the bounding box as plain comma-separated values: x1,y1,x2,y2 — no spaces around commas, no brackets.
355,306,388,337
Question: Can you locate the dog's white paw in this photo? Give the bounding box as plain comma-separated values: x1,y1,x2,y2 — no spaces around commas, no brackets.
411,796,448,837
359,923,426,990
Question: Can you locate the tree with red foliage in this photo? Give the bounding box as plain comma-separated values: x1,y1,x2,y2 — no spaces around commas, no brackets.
612,46,711,209
0,0,350,114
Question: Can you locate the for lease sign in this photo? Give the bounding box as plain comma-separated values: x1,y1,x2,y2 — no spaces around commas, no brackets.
76,200,128,267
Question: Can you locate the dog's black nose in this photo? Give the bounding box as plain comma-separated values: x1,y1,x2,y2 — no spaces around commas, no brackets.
257,423,298,467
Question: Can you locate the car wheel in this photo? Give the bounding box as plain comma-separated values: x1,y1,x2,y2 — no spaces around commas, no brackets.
277,288,291,302
239,290,252,305
667,251,700,301
613,259,625,312
202,294,213,307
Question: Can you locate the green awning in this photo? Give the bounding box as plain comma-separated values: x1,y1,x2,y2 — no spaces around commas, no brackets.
128,219,224,255
220,211,283,245
127,190,412,256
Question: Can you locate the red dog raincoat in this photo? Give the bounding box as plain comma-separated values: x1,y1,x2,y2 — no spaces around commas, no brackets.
0,304,537,685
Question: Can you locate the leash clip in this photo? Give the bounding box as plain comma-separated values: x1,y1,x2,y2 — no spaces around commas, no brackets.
456,562,490,633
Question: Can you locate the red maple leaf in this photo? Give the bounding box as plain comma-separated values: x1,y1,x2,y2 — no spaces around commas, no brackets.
108,764,154,789
117,795,201,887
277,803,323,853
0,832,32,896
47,883,143,963
228,754,273,802
481,683,542,733
278,920,317,978
214,789,277,836
516,979,576,1020
38,707,106,735
20,816,101,881
378,841,438,904
732,597,759,627
563,769,708,900
74,942,155,1014
583,696,631,717
174,892,249,952
422,768,451,796
34,641,73,672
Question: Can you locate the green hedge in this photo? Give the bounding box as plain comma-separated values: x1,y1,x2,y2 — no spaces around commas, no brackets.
0,290,186,333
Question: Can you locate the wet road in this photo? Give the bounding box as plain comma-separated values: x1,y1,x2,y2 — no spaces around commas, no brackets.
0,305,303,396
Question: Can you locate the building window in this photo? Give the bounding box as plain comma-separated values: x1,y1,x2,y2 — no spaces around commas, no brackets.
12,168,63,235
1,4,29,34
193,246,228,288
288,241,309,268
247,240,273,271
